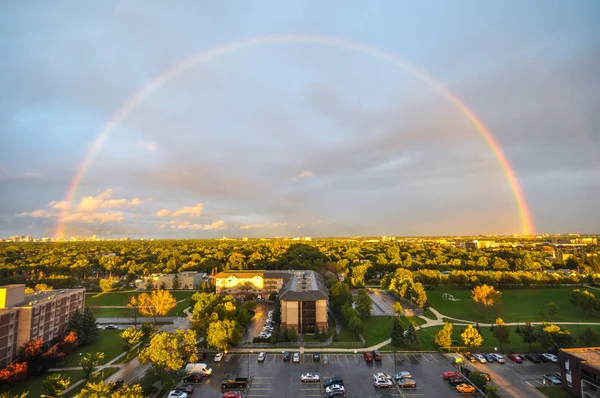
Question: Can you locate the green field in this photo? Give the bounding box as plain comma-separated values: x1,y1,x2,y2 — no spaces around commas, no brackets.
427,287,599,323
2,369,85,398
85,290,196,307
62,329,124,367
537,386,572,398
362,316,426,346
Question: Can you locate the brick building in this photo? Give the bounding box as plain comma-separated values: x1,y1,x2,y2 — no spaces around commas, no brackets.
0,284,85,368
559,347,600,397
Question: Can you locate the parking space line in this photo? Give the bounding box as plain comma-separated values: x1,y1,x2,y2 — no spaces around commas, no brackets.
225,354,234,363
403,353,411,361
385,353,393,362
353,355,358,363
428,354,438,362
411,353,419,362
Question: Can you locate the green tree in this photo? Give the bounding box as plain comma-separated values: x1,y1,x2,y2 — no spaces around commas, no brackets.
391,317,404,347
461,324,483,349
493,318,510,352
469,372,488,391
206,319,238,352
79,381,145,398
172,274,181,290
520,322,538,352
42,372,71,397
404,324,419,350
99,276,120,292
471,284,502,320
80,352,105,380
287,327,298,342
67,308,98,346
139,330,198,375
580,327,600,346
545,302,559,322
329,282,352,313
434,322,453,349
136,289,177,323
348,316,363,338
535,323,574,352
393,302,403,316
354,289,372,318
120,327,144,352
570,289,599,318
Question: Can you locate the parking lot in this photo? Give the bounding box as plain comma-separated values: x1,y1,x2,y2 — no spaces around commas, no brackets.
463,354,561,397
184,352,478,397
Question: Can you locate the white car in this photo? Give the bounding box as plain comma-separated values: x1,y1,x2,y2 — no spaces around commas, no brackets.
301,373,320,382
257,352,266,362
372,372,392,381
292,353,300,363
325,384,345,393
373,377,393,388
214,352,224,362
474,354,487,363
491,353,505,363
542,353,558,363
394,371,412,380
167,390,188,398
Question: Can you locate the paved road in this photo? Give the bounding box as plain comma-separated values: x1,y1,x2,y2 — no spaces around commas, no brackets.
241,302,274,343
96,317,177,324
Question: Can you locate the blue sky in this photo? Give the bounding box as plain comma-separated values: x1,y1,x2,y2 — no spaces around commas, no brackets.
1,0,599,238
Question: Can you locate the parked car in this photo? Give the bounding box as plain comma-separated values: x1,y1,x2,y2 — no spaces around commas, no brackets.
363,352,373,362
175,385,194,394
542,353,558,363
474,354,487,363
456,384,476,393
397,378,417,388
325,384,345,394
544,373,561,386
485,354,496,363
508,354,523,363
182,373,204,383
257,352,266,362
442,371,457,379
373,377,393,388
524,353,541,363
490,353,505,363
214,352,224,362
323,377,344,388
448,376,465,386
313,353,320,362
372,373,392,381
301,373,320,382
283,351,291,362
465,353,477,362
221,391,243,398
394,371,412,380
323,391,346,398
167,390,188,398
104,325,117,330
292,353,300,363
479,372,492,381
372,349,382,361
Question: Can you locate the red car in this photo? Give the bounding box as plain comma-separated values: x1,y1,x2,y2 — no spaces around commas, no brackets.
442,371,457,379
508,354,523,363
222,392,243,398
363,352,373,362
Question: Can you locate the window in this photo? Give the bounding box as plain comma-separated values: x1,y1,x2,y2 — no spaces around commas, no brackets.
565,359,570,371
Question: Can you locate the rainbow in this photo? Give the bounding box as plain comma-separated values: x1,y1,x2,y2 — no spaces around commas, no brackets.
54,34,535,238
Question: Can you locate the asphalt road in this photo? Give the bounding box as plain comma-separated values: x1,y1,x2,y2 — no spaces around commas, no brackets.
181,352,475,397
241,302,274,343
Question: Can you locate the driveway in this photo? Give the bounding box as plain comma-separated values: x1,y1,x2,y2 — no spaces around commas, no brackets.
367,289,397,316
241,302,274,343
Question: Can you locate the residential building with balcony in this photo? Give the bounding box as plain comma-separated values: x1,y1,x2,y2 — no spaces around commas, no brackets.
144,271,210,290
0,284,85,368
279,271,329,334
559,347,600,397
215,270,291,298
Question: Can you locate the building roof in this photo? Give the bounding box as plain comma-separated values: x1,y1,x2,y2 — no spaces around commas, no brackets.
279,271,329,301
11,288,84,308
215,270,293,280
562,348,600,372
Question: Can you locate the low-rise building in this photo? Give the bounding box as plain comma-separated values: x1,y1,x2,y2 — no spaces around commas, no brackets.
215,270,291,298
559,347,600,396
280,271,329,334
0,284,85,368
144,272,209,290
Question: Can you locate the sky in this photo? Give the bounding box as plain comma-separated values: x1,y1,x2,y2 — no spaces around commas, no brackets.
1,1,599,239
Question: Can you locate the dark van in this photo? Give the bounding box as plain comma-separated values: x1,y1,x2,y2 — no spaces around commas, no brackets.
372,349,382,361
283,351,291,362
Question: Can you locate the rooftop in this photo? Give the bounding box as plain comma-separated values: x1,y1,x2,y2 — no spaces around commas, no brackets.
279,271,329,301
562,348,600,371
215,270,293,279
13,288,83,308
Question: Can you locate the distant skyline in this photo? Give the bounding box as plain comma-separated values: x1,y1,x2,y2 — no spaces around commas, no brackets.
1,1,599,238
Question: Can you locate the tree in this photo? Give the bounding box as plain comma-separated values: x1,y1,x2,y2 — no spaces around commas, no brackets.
471,285,502,320
469,372,488,390
287,327,298,342
127,296,139,326
393,302,403,316
536,323,575,352
348,316,363,338
545,302,559,322
67,308,99,345
493,317,510,352
580,327,600,346
99,276,120,292
0,361,27,384
139,330,198,374
404,324,419,350
570,289,599,318
80,352,105,380
136,290,177,323
329,282,352,313
79,381,145,398
391,317,404,347
206,319,238,351
461,324,483,349
172,274,181,290
120,327,144,351
354,289,372,319
42,372,71,397
434,322,453,349
520,322,538,352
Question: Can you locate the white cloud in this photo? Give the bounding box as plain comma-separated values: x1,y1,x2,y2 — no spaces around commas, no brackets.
239,222,289,230
63,211,125,223
168,219,227,231
75,189,141,212
156,203,204,218
136,140,157,152
297,170,314,179
18,209,50,218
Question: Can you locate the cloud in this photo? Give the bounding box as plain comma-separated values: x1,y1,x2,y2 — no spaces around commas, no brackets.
239,223,289,230
74,189,142,212
63,211,125,223
297,170,314,179
163,219,227,231
156,203,204,217
19,209,50,218
136,140,157,152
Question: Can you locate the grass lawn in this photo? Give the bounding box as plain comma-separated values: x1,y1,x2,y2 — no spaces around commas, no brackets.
362,316,425,346
427,287,600,323
62,329,124,367
537,386,571,398
85,290,196,307
2,369,85,398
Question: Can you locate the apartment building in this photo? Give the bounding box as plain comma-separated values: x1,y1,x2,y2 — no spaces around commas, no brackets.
0,284,85,368
280,271,329,334
215,270,291,298
559,347,600,397
144,271,210,290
